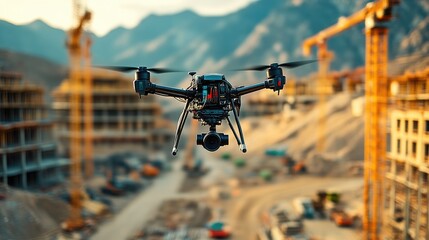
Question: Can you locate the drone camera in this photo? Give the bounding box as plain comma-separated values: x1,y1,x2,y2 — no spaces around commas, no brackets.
197,132,228,152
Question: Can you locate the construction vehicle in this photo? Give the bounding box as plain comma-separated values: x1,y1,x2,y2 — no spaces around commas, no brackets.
111,155,143,191
58,189,109,217
207,221,231,239
141,164,160,178
268,203,307,240
329,208,354,227
311,191,327,218
259,169,273,181
265,148,286,157
234,158,246,168
293,197,315,219
292,161,307,174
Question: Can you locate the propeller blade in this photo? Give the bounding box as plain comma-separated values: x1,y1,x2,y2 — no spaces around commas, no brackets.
233,65,270,71
94,66,138,72
147,67,184,74
279,60,317,68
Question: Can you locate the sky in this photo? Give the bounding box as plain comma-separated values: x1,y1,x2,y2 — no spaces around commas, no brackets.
0,0,255,36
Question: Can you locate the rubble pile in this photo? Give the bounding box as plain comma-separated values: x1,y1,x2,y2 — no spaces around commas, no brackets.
0,184,70,239
134,199,212,240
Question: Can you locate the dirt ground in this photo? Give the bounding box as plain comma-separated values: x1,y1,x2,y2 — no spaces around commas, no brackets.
0,184,70,239
132,199,212,240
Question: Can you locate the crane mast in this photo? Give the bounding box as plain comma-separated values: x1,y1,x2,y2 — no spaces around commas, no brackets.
184,119,199,169
302,1,399,239
62,0,92,230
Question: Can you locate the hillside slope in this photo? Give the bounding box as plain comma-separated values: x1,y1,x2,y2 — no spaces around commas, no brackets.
0,49,67,101
222,92,364,176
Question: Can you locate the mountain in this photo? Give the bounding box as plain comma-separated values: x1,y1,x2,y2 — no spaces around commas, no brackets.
0,20,68,65
0,49,67,102
0,0,428,86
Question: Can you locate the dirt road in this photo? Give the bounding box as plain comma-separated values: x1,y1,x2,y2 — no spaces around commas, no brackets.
226,176,363,240
90,160,186,240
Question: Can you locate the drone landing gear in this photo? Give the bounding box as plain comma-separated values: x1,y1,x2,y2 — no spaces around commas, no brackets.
171,99,191,156
229,99,247,153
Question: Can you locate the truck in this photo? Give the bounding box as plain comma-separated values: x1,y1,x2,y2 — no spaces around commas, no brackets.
269,202,305,240
271,225,308,240
329,208,354,227
293,197,315,219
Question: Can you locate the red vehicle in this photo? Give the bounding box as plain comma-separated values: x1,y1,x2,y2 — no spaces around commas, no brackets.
330,209,354,227
208,221,231,238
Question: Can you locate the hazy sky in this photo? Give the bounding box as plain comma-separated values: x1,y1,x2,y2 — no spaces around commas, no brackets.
0,0,255,36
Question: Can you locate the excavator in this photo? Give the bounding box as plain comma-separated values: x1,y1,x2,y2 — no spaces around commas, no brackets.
101,154,144,196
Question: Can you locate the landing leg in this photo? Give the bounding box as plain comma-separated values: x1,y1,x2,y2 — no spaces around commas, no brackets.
171,99,191,155
230,99,247,153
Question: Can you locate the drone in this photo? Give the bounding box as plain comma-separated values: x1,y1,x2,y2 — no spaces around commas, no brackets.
98,60,316,155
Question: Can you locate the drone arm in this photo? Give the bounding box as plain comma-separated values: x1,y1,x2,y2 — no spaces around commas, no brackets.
150,84,194,99
231,75,286,97
231,82,266,97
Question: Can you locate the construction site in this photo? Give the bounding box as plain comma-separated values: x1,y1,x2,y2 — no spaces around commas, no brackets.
0,0,428,239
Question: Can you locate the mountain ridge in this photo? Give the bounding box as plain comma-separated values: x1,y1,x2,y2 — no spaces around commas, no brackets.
0,0,427,86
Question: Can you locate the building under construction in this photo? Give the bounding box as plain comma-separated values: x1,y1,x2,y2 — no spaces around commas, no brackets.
385,68,429,240
0,71,67,189
52,70,173,162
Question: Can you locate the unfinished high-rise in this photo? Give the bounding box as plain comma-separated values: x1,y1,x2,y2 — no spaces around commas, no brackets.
385,68,429,240
0,71,67,189
52,70,173,161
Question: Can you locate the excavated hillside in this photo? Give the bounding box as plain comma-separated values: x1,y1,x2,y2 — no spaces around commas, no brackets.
222,91,364,176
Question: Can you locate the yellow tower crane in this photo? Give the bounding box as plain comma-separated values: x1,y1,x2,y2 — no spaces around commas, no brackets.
62,0,92,231
302,1,399,239
184,119,199,170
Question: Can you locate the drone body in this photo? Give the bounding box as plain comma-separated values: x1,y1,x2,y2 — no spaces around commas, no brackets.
99,60,316,155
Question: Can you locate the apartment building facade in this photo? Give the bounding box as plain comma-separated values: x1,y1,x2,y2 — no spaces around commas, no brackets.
385,68,429,239
0,71,67,189
52,70,173,161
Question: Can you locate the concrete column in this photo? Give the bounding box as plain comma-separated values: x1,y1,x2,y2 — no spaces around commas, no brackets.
21,150,27,189
0,131,4,148
20,127,25,146
403,162,411,240
415,171,423,239
118,95,124,131
389,160,396,217
427,173,429,240
37,126,42,143
2,154,7,185
36,148,42,186
103,109,108,131
417,114,424,163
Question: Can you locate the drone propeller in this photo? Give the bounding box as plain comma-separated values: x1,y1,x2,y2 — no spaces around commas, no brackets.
94,66,184,74
234,60,317,71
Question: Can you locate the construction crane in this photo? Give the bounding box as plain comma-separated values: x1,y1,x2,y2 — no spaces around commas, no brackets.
315,41,334,153
302,1,399,239
62,0,92,231
183,119,201,174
